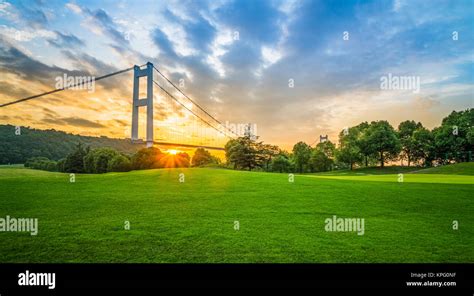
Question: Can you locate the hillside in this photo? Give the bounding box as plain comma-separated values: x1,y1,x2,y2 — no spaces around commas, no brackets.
0,166,472,263
412,162,474,175
315,166,422,176
0,125,145,164
313,163,474,176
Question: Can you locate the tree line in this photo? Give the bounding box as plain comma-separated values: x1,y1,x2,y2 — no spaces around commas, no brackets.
25,145,220,173
14,108,474,174
224,109,473,172
0,125,142,165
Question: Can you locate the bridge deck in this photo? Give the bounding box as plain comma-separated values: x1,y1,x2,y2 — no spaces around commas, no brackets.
153,141,225,151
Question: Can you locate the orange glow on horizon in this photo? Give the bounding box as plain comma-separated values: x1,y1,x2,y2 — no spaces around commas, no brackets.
167,149,179,155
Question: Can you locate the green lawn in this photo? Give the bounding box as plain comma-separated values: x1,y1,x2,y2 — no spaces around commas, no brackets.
0,164,473,263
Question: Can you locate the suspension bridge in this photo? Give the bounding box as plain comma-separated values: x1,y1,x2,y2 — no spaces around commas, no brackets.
0,62,246,151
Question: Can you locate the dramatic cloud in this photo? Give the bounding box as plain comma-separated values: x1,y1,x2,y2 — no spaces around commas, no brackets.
0,0,472,149
47,31,85,49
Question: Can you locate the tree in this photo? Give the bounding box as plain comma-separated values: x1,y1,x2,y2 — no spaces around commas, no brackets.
225,139,244,169
271,154,292,173
310,150,331,172
362,121,401,168
398,120,423,166
108,154,132,172
84,147,120,174
63,143,88,173
175,152,190,168
57,158,66,172
131,147,164,170
354,122,373,167
309,141,335,172
24,156,57,171
336,126,364,170
412,127,434,166
224,136,261,171
432,109,473,163
260,144,279,171
192,148,216,167
292,142,311,173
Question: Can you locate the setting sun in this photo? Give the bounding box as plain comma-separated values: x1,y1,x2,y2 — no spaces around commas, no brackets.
167,149,179,155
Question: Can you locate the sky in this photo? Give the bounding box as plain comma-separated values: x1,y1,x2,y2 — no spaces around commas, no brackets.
0,0,473,151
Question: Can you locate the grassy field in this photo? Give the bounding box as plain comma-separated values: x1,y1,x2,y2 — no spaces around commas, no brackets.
0,164,473,263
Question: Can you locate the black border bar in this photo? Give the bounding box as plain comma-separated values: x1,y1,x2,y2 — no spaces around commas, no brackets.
0,263,473,293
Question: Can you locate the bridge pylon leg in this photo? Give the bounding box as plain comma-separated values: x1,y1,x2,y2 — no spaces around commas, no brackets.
131,62,154,148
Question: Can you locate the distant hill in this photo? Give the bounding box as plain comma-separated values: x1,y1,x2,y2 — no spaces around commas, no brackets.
412,162,474,175
0,125,145,164
313,166,422,176
312,163,474,176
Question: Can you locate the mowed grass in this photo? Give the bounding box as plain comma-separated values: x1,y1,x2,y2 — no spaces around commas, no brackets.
0,164,473,263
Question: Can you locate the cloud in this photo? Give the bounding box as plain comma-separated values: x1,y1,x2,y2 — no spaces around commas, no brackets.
0,0,473,149
65,2,82,14
0,37,65,85
65,3,129,46
6,2,50,29
152,28,178,59
42,116,105,128
47,31,85,48
0,81,33,100
213,0,283,44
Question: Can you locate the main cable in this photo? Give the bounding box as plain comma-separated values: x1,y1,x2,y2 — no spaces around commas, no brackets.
152,80,232,139
153,65,239,137
0,66,139,108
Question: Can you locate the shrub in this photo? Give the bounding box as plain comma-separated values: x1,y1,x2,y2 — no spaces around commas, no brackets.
192,148,218,167
131,147,164,170
83,147,120,174
63,143,88,173
108,154,132,172
24,156,57,171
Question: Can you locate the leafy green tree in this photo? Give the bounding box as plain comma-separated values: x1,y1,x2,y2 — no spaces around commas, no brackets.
260,144,279,171
192,148,216,167
432,109,473,163
24,156,57,171
309,141,335,172
84,147,120,173
131,147,164,170
362,121,401,168
225,139,244,169
336,127,363,170
353,122,373,167
309,150,330,172
412,127,435,166
224,136,261,171
57,158,66,172
63,143,88,173
398,120,423,166
175,152,190,168
468,128,474,146
108,154,132,172
292,141,311,173
271,154,292,173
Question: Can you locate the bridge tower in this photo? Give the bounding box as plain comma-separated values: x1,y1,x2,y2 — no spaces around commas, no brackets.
131,62,154,148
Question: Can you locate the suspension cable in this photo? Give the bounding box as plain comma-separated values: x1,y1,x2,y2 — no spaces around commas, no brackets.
152,65,239,137
0,66,138,108
152,80,233,139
